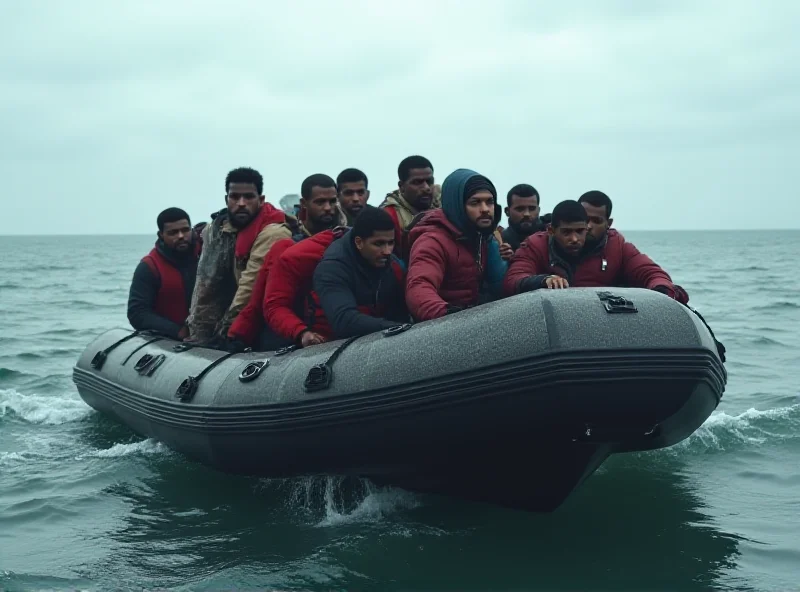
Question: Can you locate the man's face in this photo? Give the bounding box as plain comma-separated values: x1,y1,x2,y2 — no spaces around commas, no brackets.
581,201,612,245
226,182,264,228
303,186,339,229
355,229,395,268
549,221,588,256
505,195,540,234
159,219,192,252
338,181,369,219
399,167,434,211
465,190,495,230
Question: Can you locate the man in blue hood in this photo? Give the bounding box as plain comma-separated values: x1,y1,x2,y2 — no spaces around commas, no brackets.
405,169,507,321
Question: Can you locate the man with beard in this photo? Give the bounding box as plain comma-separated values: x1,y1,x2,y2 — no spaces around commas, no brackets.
503,198,688,303
579,189,620,251
336,168,370,225
380,155,441,261
313,206,408,339
127,208,200,340
186,167,288,343
405,169,508,321
263,174,348,348
502,184,545,251
225,174,349,350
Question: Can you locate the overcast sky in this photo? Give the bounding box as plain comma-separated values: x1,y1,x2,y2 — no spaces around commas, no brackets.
2,0,798,235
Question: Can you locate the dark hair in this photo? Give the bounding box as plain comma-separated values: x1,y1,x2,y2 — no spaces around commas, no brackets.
540,213,552,226
551,200,588,228
301,174,337,200
337,168,368,189
579,190,612,218
398,155,433,183
157,207,191,232
225,167,263,195
352,205,395,240
506,184,539,207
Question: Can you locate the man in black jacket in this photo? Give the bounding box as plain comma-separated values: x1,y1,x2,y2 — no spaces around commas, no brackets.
127,207,200,339
313,205,409,339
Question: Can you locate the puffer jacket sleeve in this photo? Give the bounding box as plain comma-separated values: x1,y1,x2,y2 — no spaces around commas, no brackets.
227,238,293,345
619,239,679,297
503,237,551,295
313,258,399,338
405,233,449,321
221,224,291,334
263,245,310,342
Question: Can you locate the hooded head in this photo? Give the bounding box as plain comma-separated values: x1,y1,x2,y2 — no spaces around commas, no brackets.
440,169,501,236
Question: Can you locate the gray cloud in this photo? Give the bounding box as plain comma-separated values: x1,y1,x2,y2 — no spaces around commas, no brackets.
1,0,797,234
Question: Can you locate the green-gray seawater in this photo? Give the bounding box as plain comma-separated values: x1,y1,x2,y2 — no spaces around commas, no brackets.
1,232,799,591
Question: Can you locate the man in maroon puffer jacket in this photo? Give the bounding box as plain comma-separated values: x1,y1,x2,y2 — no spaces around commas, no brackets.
406,168,508,321
504,195,688,303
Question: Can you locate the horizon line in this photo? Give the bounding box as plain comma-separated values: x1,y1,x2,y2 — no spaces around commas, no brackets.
1,228,798,238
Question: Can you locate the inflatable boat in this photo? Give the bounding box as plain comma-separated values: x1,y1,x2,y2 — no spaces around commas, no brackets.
73,288,726,512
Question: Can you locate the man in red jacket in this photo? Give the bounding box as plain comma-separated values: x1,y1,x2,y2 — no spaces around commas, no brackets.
503,198,687,302
127,208,200,340
262,174,347,349
405,168,508,322
226,174,349,350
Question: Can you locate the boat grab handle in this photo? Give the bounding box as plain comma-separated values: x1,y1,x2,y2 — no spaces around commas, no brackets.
90,330,157,370
304,335,359,393
597,291,638,314
134,353,167,376
275,344,299,356
239,359,270,383
382,323,412,337
121,337,163,365
175,351,238,403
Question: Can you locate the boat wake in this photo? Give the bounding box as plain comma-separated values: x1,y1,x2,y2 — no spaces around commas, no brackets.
0,388,91,425
90,438,173,459
652,404,800,457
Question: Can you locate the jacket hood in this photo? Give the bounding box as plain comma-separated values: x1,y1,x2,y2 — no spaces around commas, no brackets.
408,208,463,243
441,168,501,234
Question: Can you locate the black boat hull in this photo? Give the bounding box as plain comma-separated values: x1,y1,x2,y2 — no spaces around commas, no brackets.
73,288,726,511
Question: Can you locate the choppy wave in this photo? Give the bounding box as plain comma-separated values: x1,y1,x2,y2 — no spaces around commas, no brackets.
91,438,173,458
11,348,84,361
0,367,27,381
749,301,800,312
0,389,91,425
0,571,96,592
662,404,800,455
50,299,124,310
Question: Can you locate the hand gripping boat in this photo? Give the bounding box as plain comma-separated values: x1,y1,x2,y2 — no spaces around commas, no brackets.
73,288,726,512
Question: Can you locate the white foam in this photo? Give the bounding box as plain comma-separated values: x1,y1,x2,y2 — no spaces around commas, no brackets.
92,438,171,458
0,451,29,465
314,478,420,528
671,404,800,453
0,388,91,425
